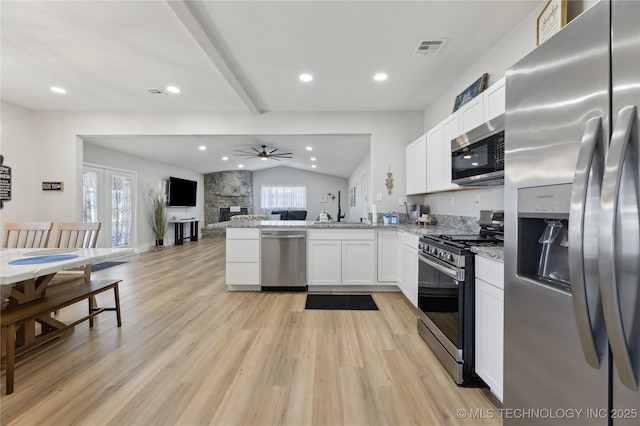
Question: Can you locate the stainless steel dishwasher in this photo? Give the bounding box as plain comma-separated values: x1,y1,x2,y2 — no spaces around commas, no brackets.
261,230,307,291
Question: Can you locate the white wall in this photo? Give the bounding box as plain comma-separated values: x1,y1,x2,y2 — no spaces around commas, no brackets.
252,166,348,221
1,107,422,229
0,102,36,225
347,152,371,222
83,143,204,251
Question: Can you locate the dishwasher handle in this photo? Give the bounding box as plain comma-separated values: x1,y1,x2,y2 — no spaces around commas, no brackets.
262,234,306,239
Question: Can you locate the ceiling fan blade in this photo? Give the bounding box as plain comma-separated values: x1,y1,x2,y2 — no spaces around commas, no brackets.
271,152,293,157
252,147,262,154
268,148,278,154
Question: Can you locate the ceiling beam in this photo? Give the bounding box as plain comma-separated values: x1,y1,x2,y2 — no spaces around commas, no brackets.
167,0,262,115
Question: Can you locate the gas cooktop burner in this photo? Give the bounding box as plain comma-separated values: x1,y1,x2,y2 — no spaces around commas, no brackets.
422,234,503,250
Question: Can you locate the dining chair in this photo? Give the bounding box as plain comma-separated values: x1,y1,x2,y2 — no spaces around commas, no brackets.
48,222,101,291
53,222,101,249
2,222,53,249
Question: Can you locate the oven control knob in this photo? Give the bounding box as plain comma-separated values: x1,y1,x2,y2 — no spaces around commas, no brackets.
430,247,437,256
445,253,454,262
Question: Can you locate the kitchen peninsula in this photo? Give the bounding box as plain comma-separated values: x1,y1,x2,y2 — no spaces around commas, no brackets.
209,219,475,294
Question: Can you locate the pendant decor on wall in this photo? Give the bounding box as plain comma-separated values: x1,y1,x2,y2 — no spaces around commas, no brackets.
385,165,393,194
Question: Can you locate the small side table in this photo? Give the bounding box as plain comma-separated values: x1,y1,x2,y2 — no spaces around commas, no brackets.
170,219,199,245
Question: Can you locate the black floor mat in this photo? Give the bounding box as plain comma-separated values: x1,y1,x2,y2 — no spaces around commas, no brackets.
305,294,378,311
91,261,126,272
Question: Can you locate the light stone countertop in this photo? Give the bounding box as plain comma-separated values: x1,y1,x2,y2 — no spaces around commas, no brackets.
208,220,468,237
471,246,505,262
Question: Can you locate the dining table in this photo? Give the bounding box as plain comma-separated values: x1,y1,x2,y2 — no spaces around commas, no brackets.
1,247,137,346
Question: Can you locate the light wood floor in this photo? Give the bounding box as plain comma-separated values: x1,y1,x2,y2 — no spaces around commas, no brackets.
1,237,501,425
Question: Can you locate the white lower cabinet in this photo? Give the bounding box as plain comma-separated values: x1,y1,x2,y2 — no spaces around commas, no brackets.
226,228,260,286
342,240,375,285
308,229,375,286
474,255,504,402
397,231,419,306
377,229,397,282
307,240,341,285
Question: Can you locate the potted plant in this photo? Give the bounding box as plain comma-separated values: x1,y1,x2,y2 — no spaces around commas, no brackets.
149,183,168,250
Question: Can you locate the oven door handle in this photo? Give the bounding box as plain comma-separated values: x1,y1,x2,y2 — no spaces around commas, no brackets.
418,253,462,281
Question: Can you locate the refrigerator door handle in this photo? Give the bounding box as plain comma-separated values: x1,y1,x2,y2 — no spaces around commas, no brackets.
599,105,638,391
569,116,604,368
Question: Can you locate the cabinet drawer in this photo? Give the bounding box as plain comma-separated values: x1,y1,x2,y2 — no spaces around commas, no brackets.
475,255,504,290
227,239,260,262
226,262,260,285
227,228,259,239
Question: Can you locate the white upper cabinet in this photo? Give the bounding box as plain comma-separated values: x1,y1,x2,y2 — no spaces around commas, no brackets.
439,113,460,191
483,76,506,121
426,113,459,193
414,76,505,195
405,134,427,195
426,125,442,193
458,93,485,134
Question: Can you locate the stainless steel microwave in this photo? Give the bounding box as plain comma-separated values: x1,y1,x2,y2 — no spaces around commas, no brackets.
451,114,505,186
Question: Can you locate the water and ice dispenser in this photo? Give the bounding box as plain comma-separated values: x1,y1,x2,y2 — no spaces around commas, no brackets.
517,184,572,291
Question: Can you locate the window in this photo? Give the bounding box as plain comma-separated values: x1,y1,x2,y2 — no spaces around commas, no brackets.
260,185,307,210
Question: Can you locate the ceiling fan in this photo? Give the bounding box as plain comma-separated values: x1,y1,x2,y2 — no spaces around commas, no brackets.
234,145,293,161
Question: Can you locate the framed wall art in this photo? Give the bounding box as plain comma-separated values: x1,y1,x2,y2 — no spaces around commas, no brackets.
452,73,489,112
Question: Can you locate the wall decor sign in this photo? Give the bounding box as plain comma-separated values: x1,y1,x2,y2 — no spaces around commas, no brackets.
537,0,567,46
42,181,64,191
0,155,11,208
452,73,489,112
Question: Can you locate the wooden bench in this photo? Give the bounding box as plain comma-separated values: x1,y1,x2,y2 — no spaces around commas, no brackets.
1,279,122,394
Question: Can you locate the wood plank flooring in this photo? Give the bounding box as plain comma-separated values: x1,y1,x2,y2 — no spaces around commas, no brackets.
1,237,501,425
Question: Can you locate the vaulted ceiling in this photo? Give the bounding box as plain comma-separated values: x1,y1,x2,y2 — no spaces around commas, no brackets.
1,1,539,175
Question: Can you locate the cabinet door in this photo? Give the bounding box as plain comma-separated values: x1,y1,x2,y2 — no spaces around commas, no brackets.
475,277,504,402
342,240,375,285
440,113,460,191
459,95,485,134
402,244,418,306
406,134,427,195
377,230,397,282
308,240,341,285
483,76,505,121
426,125,443,192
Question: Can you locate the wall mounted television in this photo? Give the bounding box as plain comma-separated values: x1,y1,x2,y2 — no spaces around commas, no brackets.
167,177,197,207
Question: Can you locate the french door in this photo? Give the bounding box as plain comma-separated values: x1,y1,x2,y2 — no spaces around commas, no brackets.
83,164,137,248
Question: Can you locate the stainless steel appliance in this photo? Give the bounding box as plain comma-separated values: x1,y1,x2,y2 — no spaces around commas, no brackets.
505,1,639,424
261,230,307,290
417,210,503,384
451,114,505,186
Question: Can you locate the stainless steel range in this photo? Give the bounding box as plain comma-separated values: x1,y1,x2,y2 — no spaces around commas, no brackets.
417,210,503,385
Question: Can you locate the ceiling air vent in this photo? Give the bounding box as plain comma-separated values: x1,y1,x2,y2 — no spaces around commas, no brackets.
146,88,167,95
413,39,448,55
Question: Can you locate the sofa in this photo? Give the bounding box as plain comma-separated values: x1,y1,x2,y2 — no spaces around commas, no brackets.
270,210,307,220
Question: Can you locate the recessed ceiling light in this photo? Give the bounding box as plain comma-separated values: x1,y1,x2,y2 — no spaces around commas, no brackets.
299,73,313,82
238,164,244,168
310,157,316,161
50,86,66,94
166,86,181,94
311,164,317,168
222,156,229,161
374,73,388,81
306,146,313,151
199,146,206,151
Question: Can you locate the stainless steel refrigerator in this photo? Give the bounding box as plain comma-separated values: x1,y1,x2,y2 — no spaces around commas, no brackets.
504,1,639,425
